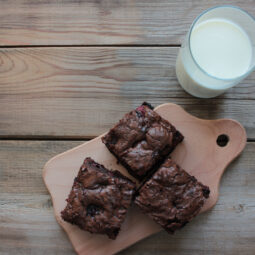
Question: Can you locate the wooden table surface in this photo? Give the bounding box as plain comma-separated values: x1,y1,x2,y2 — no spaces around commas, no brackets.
0,1,255,254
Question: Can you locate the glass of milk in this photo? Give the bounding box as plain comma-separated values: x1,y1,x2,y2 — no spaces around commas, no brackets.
176,6,255,98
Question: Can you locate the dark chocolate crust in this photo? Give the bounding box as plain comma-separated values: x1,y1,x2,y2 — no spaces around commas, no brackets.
102,103,184,180
134,158,210,233
61,157,136,240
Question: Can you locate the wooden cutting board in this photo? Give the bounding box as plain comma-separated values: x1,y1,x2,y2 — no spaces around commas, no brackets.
43,103,246,255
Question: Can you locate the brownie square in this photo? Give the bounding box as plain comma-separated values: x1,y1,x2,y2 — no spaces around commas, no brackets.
134,158,210,233
61,157,136,240
102,102,184,180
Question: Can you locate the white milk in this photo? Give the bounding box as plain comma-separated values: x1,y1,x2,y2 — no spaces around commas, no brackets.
176,18,253,98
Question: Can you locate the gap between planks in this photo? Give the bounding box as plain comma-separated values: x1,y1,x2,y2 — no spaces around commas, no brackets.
0,44,181,49
0,136,254,143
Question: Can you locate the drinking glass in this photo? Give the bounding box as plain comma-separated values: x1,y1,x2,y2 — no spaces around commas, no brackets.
176,6,255,98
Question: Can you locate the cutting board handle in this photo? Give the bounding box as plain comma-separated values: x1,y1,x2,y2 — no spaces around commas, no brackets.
156,104,247,212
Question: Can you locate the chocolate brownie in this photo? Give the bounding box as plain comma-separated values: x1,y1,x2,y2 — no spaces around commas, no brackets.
61,157,136,240
102,102,184,180
134,158,210,233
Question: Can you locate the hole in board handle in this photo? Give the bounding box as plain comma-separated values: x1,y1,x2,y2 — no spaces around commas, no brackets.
217,134,229,147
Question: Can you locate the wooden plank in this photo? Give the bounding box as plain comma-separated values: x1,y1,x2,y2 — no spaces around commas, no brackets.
0,47,254,139
0,140,254,254
0,140,83,194
0,141,81,254
0,1,255,46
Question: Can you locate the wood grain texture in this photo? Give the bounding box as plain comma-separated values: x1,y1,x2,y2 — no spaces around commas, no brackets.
0,0,255,46
1,140,254,255
0,47,254,139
